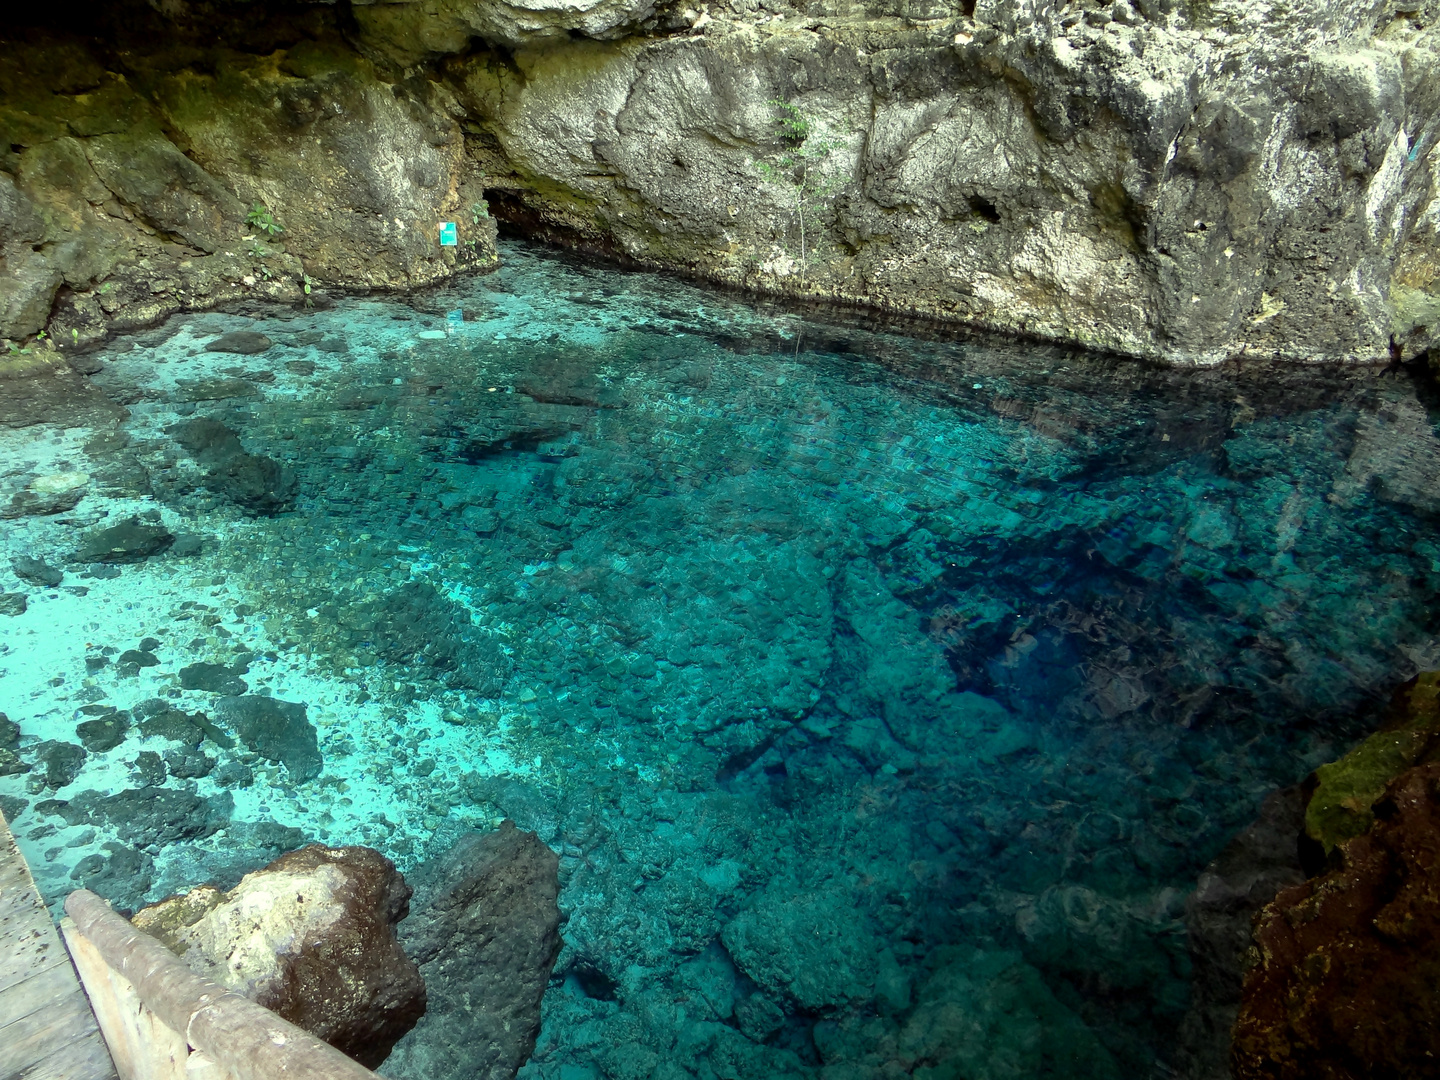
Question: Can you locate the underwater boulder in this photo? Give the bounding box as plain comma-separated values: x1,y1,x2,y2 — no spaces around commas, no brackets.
75,516,174,563
385,820,561,1080
27,740,86,789
75,710,129,753
68,842,156,914
11,555,62,586
132,844,425,1069
214,695,322,781
169,417,296,515
203,330,274,355
178,661,249,695
53,786,231,848
1175,786,1307,1080
721,879,879,1011
894,949,1121,1080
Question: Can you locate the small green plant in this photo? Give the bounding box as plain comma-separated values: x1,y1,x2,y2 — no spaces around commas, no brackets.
302,273,315,308
470,199,490,225
71,329,79,344
754,99,848,278
245,202,285,237
97,281,116,295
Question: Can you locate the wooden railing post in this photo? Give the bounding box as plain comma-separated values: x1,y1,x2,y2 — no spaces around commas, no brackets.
62,889,379,1080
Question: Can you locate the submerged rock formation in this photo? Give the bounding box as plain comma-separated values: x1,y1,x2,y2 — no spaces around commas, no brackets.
132,844,426,1069
3,0,1438,364
383,820,562,1080
1176,786,1307,1080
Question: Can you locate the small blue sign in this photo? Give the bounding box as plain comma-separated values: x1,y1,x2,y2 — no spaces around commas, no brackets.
438,222,458,246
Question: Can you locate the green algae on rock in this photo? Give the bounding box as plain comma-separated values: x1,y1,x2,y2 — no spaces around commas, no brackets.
1304,671,1440,856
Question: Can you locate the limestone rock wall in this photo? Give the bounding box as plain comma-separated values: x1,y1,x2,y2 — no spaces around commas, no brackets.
420,0,1440,364
3,0,1438,364
0,7,497,347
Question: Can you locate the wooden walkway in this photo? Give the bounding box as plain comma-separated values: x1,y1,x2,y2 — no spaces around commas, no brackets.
0,810,116,1080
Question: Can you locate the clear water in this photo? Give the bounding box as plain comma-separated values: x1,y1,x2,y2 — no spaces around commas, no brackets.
4,242,1440,1079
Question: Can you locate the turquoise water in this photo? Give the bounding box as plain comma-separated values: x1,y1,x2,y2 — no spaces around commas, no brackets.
4,242,1440,1078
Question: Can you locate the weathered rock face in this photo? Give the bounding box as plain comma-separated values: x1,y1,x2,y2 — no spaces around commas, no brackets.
383,820,562,1080
3,0,1436,363
1,4,497,346
424,0,1440,364
132,844,426,1069
1304,669,1440,856
1232,761,1440,1080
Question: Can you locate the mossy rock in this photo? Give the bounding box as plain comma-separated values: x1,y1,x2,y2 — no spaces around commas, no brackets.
1305,672,1440,854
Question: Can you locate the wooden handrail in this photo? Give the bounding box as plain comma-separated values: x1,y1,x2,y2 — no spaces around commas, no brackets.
63,888,378,1080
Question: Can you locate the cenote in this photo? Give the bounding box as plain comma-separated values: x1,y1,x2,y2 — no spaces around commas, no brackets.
3,242,1439,1078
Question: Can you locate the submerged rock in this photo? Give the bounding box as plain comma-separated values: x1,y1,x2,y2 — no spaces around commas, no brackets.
132,845,425,1068
178,661,248,695
892,949,1121,1080
69,842,156,914
722,879,879,1011
53,786,231,848
3,473,89,519
0,593,27,616
75,714,128,754
1234,762,1440,1080
214,695,322,781
28,740,87,790
385,820,561,1080
75,517,174,563
1176,786,1307,1080
11,555,62,586
170,417,296,515
203,331,273,354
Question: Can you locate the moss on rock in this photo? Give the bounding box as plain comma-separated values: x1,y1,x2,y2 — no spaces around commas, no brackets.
1304,671,1440,854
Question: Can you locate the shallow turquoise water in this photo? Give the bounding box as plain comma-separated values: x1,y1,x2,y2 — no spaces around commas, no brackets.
4,242,1440,1078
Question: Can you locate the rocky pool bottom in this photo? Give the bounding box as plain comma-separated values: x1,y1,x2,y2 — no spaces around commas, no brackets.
3,243,1440,1079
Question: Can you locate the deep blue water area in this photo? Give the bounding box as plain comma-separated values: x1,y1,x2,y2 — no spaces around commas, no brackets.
4,242,1440,1079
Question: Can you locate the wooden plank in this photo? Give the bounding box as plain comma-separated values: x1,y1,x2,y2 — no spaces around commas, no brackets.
0,987,105,1079
17,1033,118,1080
0,962,88,1028
0,809,116,1080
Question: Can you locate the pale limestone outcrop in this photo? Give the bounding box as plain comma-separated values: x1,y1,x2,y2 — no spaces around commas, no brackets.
430,0,1440,364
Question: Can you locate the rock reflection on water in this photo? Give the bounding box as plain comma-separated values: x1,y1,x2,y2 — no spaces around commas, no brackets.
3,242,1440,1079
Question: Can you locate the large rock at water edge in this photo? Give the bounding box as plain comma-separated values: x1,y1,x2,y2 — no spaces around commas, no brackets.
1232,761,1440,1079
132,844,425,1068
384,820,561,1080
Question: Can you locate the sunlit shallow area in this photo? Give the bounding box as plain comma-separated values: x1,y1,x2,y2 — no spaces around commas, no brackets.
3,242,1439,1078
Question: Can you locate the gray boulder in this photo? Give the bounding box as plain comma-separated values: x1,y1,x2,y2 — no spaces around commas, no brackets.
215,695,323,781
75,517,174,563
384,820,561,1080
